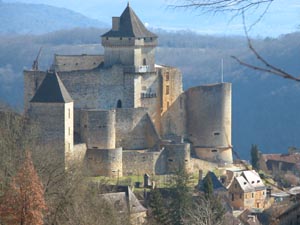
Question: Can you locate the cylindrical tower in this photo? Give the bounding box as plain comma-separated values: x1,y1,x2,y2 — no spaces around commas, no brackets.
80,110,116,149
185,83,232,164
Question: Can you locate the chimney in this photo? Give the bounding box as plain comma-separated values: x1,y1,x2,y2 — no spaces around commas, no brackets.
112,17,120,31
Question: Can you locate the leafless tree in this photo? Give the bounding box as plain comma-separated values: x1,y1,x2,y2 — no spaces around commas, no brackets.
186,195,226,225
171,0,274,15
170,0,300,82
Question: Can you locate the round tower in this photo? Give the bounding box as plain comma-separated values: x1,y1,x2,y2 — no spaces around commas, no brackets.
185,83,233,164
80,110,116,149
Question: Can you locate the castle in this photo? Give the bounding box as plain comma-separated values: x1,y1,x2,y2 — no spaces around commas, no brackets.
24,3,233,177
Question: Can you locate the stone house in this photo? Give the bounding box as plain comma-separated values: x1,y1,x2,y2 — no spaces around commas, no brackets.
100,186,147,225
228,170,266,210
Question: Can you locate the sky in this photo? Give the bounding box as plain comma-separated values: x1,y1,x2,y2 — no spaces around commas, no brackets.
4,0,300,37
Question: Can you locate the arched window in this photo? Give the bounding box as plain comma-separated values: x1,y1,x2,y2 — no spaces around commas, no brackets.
143,58,147,65
117,100,122,108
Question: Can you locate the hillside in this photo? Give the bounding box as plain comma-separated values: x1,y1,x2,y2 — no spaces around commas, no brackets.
0,2,107,34
0,28,299,159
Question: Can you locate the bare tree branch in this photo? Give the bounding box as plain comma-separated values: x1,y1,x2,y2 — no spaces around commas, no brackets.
230,12,300,82
171,0,300,81
170,0,274,15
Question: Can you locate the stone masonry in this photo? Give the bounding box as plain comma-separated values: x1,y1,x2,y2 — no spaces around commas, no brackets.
24,3,233,177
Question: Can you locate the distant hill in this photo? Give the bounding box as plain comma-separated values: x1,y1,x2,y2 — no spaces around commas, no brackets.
0,2,107,34
0,28,299,159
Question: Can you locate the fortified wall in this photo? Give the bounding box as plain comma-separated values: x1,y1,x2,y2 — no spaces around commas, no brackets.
185,83,232,164
23,4,233,177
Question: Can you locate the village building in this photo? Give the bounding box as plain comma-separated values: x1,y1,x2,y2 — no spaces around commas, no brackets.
100,186,147,225
228,170,266,210
259,150,300,176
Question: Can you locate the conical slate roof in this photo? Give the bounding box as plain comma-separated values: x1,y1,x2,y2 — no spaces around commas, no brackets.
30,71,73,103
102,3,157,38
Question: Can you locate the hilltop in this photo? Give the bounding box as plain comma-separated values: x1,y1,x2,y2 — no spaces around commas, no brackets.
0,2,107,34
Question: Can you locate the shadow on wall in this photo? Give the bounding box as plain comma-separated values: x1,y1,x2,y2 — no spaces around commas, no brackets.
160,93,186,139
118,110,160,150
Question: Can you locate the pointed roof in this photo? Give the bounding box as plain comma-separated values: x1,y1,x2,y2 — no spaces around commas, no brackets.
102,4,157,38
30,71,73,103
199,171,226,192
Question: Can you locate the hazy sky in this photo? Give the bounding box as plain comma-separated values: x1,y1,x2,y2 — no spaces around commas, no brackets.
4,0,300,37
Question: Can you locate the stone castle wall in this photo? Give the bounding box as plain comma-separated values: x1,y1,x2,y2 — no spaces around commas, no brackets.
86,148,122,177
122,150,162,176
80,110,116,149
28,102,68,162
115,108,160,150
185,83,232,163
64,102,74,159
102,37,157,72
140,72,161,132
122,143,192,176
158,66,185,137
163,143,191,173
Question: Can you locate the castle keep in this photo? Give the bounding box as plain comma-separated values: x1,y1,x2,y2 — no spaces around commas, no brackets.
24,4,233,177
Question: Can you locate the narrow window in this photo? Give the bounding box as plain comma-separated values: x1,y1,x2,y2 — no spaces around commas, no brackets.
143,58,147,65
167,101,170,109
231,193,234,201
165,72,169,81
68,108,71,119
68,127,71,136
117,100,122,108
166,85,169,95
252,193,254,198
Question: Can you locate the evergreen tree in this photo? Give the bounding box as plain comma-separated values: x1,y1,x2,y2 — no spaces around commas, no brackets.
203,173,213,199
168,168,193,225
0,151,47,225
148,188,169,225
251,144,260,170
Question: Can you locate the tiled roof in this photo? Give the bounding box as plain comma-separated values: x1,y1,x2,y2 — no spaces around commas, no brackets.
100,185,146,214
102,4,157,38
30,71,73,103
